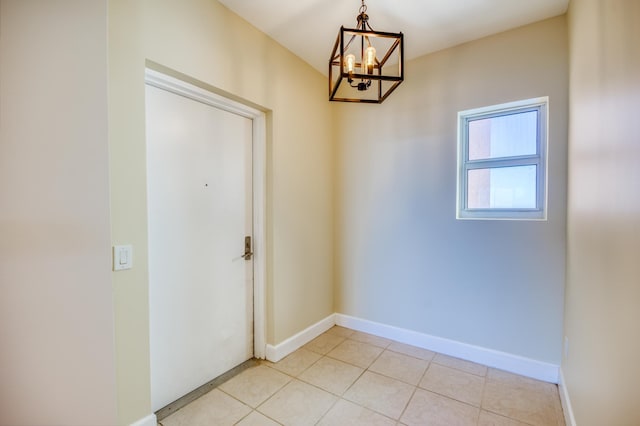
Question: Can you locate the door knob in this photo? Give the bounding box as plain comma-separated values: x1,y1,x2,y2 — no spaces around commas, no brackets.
242,236,253,260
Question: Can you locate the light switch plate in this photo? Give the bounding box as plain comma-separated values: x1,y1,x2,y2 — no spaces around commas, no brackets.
113,245,133,271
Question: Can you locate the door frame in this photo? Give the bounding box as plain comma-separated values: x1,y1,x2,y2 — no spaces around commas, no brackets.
144,67,267,359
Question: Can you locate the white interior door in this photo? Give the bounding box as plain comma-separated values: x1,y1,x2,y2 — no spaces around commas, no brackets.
146,83,254,411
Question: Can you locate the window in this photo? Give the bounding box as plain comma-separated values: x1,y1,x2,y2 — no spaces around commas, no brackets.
457,97,548,220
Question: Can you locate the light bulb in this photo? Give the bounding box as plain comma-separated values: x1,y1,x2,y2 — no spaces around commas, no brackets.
345,54,356,74
365,46,376,74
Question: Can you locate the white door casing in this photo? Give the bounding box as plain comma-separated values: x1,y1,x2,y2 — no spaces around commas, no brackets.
145,69,266,411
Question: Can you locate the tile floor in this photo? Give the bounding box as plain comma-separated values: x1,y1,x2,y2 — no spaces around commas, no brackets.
159,326,565,426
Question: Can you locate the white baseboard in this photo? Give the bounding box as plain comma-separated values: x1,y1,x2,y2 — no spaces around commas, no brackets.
558,368,577,426
263,312,560,384
130,413,157,426
335,313,560,384
265,314,336,362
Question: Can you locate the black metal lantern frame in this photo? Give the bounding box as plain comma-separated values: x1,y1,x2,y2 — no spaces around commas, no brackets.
329,2,404,103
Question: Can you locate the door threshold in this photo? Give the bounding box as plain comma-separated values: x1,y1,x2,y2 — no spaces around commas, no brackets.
155,358,258,421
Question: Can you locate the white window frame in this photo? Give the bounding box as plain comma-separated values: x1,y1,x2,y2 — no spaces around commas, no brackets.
456,97,548,220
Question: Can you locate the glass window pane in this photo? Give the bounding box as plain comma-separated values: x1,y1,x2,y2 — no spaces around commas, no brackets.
467,165,537,209
468,110,538,160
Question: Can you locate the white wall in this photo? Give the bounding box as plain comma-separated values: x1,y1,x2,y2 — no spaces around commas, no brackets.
563,1,640,424
0,1,117,424
335,16,568,365
109,0,334,423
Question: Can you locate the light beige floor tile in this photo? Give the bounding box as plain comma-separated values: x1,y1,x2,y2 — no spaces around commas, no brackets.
349,331,393,348
317,399,396,426
325,326,354,338
419,363,485,407
487,368,557,392
219,365,290,408
400,388,480,426
326,339,384,368
343,371,415,419
304,333,345,355
161,389,251,426
482,369,564,426
369,350,429,385
432,354,488,376
159,329,562,426
257,379,337,426
236,410,282,426
298,356,364,395
267,348,321,377
387,342,436,361
478,410,529,426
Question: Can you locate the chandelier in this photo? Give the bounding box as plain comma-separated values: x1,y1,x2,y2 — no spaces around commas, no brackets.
329,0,404,103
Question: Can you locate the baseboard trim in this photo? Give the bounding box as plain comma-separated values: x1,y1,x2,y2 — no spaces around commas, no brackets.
263,312,560,384
130,413,157,426
558,368,577,426
335,313,560,383
265,314,336,362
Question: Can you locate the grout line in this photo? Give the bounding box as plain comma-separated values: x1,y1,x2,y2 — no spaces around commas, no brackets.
479,365,489,412
252,409,283,425
340,360,368,397
397,384,418,424
233,410,252,425
313,392,340,425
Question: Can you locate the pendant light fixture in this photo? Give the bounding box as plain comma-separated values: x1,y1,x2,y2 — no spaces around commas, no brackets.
329,0,404,103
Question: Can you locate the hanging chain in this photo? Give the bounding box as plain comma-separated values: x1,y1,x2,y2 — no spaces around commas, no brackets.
359,0,367,15
356,0,372,30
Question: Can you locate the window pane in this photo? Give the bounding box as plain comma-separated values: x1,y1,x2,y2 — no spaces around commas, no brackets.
468,110,537,160
467,165,537,209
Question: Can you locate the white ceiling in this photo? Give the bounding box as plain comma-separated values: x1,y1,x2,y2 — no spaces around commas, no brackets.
218,0,569,75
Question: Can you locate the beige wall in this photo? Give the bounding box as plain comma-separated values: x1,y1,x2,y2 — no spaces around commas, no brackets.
334,16,568,364
109,0,334,423
0,0,117,424
564,1,640,424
